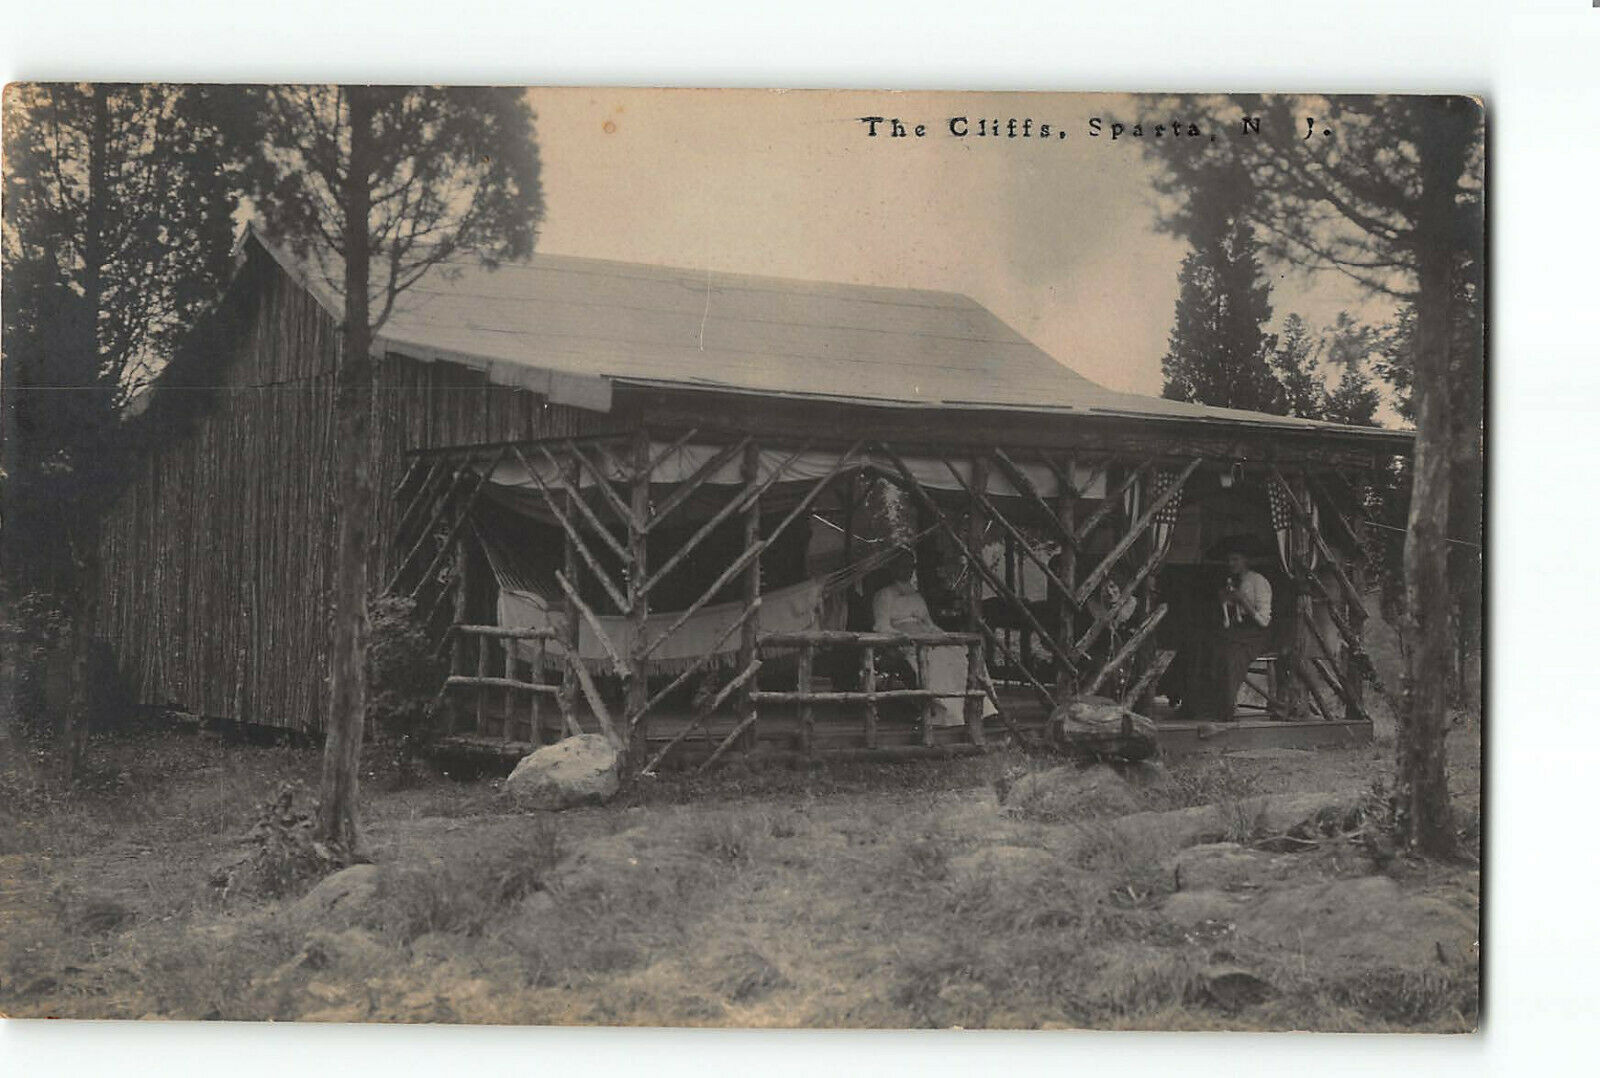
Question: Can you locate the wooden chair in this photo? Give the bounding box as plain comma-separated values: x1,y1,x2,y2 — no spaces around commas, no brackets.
1240,652,1281,715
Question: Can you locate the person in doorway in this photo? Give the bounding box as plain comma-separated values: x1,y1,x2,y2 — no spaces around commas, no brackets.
1209,546,1273,722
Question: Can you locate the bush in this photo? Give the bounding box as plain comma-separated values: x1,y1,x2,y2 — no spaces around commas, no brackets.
1,588,136,764
367,595,445,742
212,781,339,900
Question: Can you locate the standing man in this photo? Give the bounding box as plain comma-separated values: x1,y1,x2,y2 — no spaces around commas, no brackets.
1210,546,1274,722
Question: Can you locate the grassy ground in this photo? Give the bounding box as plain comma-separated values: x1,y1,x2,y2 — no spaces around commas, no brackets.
0,710,1480,1031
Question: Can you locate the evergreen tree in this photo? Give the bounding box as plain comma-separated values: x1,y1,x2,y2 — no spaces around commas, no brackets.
1140,94,1484,857
251,86,544,857
1159,169,1283,414
1270,311,1382,426
1,83,255,770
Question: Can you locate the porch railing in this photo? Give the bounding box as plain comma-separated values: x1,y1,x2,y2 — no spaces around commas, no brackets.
435,624,563,744
748,629,988,758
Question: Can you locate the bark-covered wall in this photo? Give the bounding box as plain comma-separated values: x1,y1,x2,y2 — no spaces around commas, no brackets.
97,251,604,733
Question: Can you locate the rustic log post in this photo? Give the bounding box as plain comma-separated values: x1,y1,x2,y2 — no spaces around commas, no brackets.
531,635,546,743
501,632,515,740
559,454,582,738
1003,532,1018,677
627,430,651,767
861,645,878,750
474,630,489,735
738,440,762,752
964,638,985,746
448,543,469,736
797,642,815,757
1055,453,1079,698
1278,469,1314,720
842,471,858,564
1133,472,1161,713
965,455,988,746
916,642,936,747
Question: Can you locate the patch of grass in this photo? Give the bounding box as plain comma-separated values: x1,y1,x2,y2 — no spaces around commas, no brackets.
1156,757,1266,810
687,810,770,866
0,725,1479,1031
362,817,566,943
897,831,952,882
1320,963,1479,1028
712,945,790,1003
1081,948,1207,1020
1065,821,1174,902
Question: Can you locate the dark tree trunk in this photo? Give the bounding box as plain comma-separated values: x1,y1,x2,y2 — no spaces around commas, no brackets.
316,86,376,858
61,85,112,783
1394,99,1477,858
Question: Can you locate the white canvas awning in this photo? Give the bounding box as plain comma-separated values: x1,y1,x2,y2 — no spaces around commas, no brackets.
484,440,1108,500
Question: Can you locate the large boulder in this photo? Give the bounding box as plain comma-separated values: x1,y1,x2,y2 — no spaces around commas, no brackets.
504,734,621,810
1047,695,1159,762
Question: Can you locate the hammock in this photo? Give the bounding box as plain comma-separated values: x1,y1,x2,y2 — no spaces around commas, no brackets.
497,577,844,676
490,536,913,676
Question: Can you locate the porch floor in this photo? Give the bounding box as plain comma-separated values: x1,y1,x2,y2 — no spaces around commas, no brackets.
433,683,1371,767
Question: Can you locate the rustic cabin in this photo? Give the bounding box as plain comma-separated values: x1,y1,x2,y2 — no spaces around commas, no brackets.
98,227,1412,771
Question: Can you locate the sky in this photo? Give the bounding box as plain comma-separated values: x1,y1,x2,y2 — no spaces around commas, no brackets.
524,88,1386,399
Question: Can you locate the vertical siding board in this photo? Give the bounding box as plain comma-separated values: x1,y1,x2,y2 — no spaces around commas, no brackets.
96,256,595,734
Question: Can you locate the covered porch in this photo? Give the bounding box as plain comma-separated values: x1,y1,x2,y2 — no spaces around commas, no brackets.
386,423,1392,773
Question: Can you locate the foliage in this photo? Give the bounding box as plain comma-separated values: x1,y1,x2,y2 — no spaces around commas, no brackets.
211,781,342,900
366,595,446,741
245,85,545,852
1,85,255,589
1140,95,1483,299
251,86,545,331
1158,161,1283,413
1137,93,1484,857
1270,312,1382,426
0,587,136,751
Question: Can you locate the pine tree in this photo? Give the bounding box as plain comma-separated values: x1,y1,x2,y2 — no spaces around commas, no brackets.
1270,311,1381,426
1141,94,1484,857
1160,172,1283,414
251,86,544,857
1,83,255,771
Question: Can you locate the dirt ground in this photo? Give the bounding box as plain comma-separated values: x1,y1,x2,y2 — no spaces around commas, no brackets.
0,705,1480,1031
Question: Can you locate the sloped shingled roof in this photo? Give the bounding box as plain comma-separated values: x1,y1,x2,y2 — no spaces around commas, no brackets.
248,229,1407,440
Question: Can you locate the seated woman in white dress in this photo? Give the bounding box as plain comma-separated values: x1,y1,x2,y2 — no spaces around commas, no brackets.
872,554,938,638
870,553,995,728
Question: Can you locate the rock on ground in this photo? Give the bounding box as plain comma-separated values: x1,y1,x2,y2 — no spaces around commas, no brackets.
1003,764,1141,820
947,844,1061,882
1245,875,1478,968
1047,695,1158,761
1094,788,1370,860
1163,842,1300,893
1161,872,1478,974
504,734,621,811
285,864,382,929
